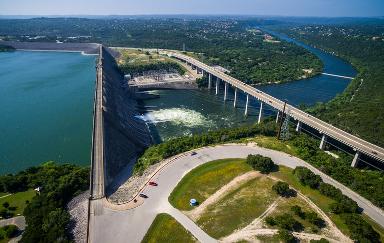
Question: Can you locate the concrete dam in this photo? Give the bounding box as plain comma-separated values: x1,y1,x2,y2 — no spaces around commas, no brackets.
100,46,152,191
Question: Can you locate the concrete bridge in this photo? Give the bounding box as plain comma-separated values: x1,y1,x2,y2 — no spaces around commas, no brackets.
165,51,384,167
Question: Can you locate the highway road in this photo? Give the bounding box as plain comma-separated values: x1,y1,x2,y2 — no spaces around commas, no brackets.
91,44,105,200
89,144,384,243
165,52,384,163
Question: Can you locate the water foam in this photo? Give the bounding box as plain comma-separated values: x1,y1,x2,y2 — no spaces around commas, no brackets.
143,108,214,128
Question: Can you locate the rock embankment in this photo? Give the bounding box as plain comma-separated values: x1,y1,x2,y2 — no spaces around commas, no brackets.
68,191,89,243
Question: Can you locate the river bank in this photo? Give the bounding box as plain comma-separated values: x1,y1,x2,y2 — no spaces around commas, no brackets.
0,41,100,54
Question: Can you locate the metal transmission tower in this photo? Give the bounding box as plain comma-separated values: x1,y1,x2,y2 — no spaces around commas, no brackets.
280,109,291,141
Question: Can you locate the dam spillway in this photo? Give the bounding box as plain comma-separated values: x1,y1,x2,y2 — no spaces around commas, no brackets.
91,46,152,199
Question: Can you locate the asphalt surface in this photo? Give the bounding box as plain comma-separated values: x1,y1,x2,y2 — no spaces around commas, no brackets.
91,45,104,200
89,144,384,243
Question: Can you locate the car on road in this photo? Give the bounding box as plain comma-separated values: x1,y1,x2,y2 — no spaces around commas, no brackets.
148,181,158,186
139,193,148,198
191,151,197,156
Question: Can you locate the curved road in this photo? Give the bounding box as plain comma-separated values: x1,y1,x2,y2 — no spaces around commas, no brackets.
89,144,384,243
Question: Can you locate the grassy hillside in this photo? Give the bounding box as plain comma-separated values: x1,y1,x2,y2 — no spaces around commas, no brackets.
277,23,384,147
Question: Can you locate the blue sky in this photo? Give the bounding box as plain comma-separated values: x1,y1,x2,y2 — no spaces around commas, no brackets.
0,0,383,17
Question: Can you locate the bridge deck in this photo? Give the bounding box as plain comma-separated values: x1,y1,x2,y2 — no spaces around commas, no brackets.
167,51,384,162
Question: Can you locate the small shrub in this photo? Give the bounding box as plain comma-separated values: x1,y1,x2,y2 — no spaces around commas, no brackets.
277,229,296,243
306,212,325,228
272,181,292,197
265,216,276,226
318,183,343,200
293,166,322,189
2,202,9,208
274,213,303,231
310,239,329,243
290,205,305,219
4,225,19,238
329,196,359,214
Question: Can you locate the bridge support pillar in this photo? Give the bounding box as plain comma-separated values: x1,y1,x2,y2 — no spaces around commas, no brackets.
224,82,228,101
319,134,327,150
245,94,249,116
234,88,238,107
351,151,360,168
208,74,212,89
258,102,263,124
276,111,280,123
215,78,219,95
296,121,302,132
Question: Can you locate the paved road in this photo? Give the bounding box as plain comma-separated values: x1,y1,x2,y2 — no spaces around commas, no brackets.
165,51,384,163
89,144,384,243
91,45,104,200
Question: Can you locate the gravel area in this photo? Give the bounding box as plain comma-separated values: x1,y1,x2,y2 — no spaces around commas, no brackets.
68,191,90,243
108,163,162,204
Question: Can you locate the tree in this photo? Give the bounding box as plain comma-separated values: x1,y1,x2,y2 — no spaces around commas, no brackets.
246,154,276,173
2,202,9,209
272,181,292,197
340,213,380,243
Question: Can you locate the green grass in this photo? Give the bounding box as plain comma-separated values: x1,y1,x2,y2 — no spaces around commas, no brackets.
169,159,252,211
0,189,36,217
197,176,278,238
141,213,196,243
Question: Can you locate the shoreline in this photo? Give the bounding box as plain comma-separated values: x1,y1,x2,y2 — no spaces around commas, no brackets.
0,41,100,54
16,49,99,56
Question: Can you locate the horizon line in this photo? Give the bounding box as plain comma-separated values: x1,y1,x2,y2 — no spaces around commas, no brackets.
0,14,383,19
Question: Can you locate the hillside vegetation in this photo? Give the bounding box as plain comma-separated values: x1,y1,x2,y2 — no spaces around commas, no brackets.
277,23,384,147
0,18,322,84
0,162,89,242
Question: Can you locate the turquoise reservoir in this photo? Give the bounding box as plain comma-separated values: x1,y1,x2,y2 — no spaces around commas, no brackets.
0,51,96,174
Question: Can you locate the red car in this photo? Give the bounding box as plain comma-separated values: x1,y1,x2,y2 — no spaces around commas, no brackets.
148,181,158,186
